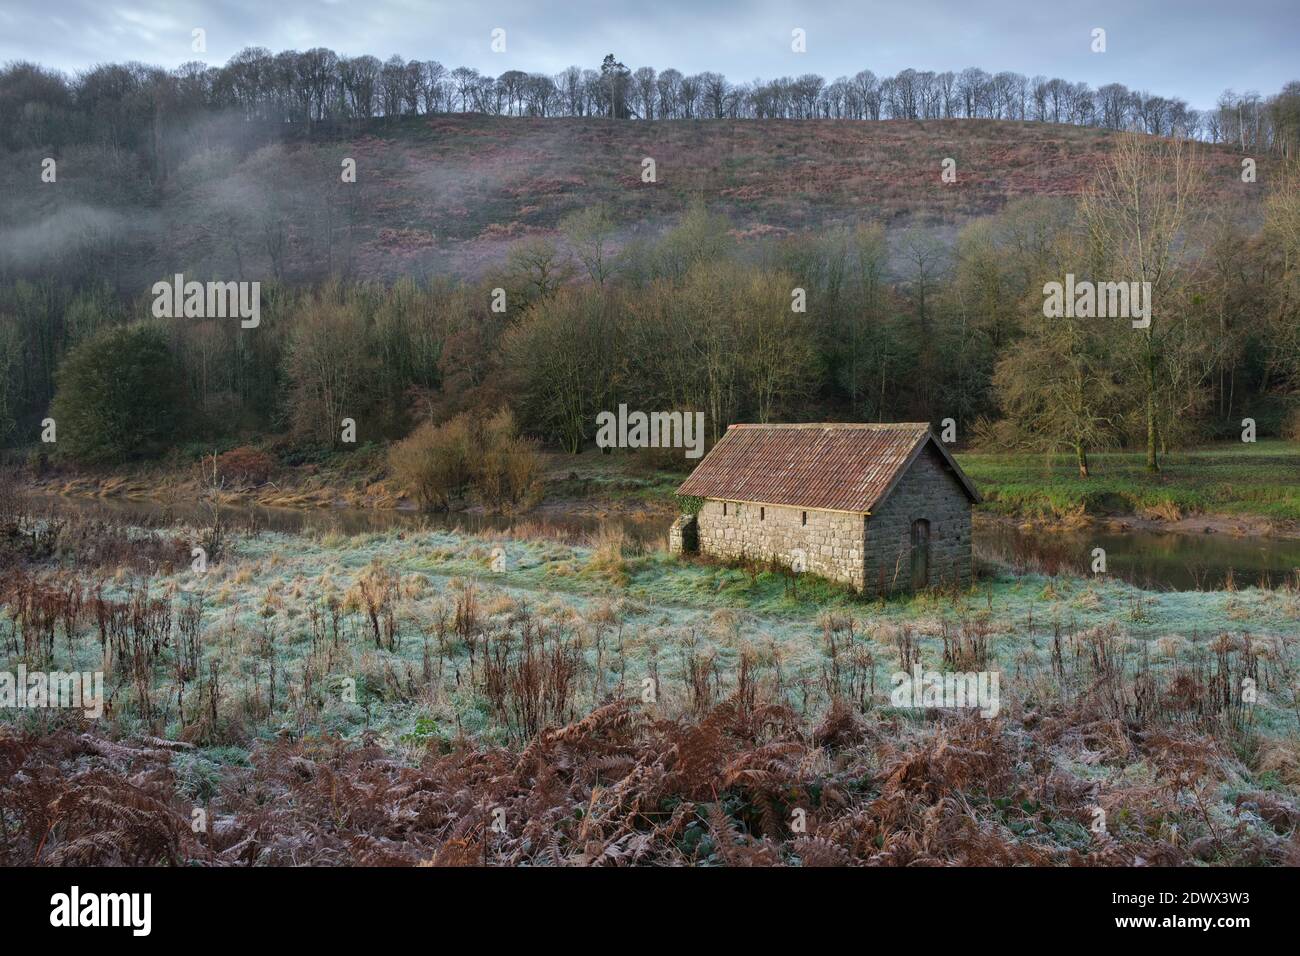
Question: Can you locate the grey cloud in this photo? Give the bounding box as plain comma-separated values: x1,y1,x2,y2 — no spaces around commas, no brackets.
0,0,1296,111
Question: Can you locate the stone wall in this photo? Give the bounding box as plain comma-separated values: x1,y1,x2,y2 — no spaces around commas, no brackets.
668,514,698,554
695,499,866,590
862,443,972,596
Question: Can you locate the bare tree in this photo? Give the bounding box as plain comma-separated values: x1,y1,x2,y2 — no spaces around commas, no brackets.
632,66,656,119
1080,132,1207,472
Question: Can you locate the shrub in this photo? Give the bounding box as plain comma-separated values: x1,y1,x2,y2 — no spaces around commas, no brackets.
388,414,476,510
474,408,543,513
388,408,542,513
0,464,19,534
631,444,695,474
213,446,275,486
582,524,630,586
1283,407,1300,442
48,323,185,464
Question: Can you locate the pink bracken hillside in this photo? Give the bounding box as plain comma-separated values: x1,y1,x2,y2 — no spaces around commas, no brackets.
153,114,1261,282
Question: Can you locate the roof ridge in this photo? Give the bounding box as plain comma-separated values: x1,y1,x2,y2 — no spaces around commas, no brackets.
728,422,931,430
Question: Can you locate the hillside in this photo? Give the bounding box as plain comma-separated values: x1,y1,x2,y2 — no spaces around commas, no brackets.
0,116,1261,286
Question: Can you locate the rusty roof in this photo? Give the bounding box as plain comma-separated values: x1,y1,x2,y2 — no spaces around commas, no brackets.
675,423,980,513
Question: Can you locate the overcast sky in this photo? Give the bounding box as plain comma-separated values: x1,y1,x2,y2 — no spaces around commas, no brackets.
1,0,1295,110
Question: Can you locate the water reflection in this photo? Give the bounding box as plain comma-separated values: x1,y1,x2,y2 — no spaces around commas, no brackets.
977,521,1300,591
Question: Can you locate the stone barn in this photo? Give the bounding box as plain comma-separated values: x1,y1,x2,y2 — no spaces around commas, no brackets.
670,423,981,595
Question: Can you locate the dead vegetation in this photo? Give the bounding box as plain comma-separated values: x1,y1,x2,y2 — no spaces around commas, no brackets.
1,565,1296,866
3,688,1296,866
1,490,1297,866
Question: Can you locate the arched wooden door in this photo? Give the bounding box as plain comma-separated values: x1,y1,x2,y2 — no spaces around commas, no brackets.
910,519,930,590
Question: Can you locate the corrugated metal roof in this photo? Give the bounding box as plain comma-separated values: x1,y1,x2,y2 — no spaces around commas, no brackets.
676,423,980,513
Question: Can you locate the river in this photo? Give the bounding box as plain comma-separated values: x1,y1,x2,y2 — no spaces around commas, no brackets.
19,493,1300,592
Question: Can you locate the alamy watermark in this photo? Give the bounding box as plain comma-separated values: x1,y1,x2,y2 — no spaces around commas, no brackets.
1,667,104,718
50,886,151,936
1043,274,1150,329
151,274,260,328
890,664,1000,718
595,405,705,459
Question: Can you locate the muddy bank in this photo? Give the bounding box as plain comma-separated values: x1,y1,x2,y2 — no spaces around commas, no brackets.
20,466,679,521
24,467,408,510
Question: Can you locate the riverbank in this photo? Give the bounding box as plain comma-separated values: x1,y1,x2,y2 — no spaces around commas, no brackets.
960,440,1300,534
12,439,1300,535
15,444,685,518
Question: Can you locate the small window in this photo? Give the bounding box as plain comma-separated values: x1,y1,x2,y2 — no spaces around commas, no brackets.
723,502,728,516
760,507,765,521
801,511,807,526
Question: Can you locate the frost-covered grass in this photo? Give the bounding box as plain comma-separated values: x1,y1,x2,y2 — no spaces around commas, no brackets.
5,521,1299,802
5,518,1300,867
